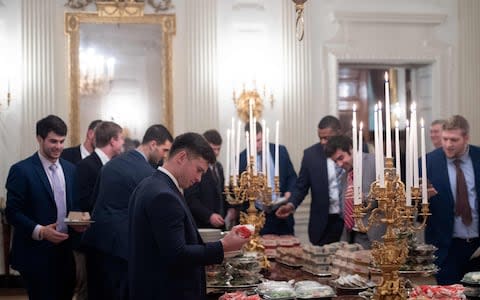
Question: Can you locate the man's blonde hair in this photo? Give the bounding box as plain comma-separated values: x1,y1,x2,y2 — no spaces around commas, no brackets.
443,115,469,136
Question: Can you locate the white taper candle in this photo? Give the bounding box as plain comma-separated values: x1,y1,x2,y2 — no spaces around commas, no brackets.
385,71,392,158
421,118,428,204
395,120,401,178
378,101,385,187
225,129,230,187
406,119,412,206
275,121,279,177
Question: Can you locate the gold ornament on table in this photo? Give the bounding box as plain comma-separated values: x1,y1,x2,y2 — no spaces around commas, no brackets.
354,159,430,300
224,157,279,268
351,72,431,300
223,102,281,269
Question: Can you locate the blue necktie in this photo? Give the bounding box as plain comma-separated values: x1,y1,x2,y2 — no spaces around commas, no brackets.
49,164,67,233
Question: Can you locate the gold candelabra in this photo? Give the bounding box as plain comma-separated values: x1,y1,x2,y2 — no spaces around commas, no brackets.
224,156,279,268
354,158,430,300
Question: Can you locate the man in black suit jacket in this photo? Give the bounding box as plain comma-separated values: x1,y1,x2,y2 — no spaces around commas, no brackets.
277,116,344,245
5,115,87,300
76,121,124,213
185,129,236,229
61,119,102,164
128,132,250,300
82,124,173,300
72,121,123,300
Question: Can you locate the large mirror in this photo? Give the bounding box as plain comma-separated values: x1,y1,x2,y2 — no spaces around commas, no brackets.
65,5,175,144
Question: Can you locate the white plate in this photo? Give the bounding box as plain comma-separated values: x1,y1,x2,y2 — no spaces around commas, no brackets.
64,219,95,225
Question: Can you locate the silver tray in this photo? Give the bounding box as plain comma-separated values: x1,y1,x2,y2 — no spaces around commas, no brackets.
370,267,438,277
207,283,259,291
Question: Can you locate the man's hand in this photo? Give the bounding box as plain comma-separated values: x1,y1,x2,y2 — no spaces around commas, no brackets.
220,225,250,252
209,213,225,228
40,223,69,244
275,203,295,219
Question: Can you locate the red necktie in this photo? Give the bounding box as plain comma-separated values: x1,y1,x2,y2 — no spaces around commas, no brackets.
454,159,472,225
344,171,355,231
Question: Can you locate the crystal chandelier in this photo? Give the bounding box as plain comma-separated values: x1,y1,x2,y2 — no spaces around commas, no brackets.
79,48,115,97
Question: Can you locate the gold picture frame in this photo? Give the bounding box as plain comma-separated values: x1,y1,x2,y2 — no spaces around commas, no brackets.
65,3,175,144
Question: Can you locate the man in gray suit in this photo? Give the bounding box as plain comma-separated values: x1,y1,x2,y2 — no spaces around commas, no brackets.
325,135,381,249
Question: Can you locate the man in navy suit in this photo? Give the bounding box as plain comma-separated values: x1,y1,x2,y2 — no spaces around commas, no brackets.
128,132,250,300
425,115,480,284
82,124,173,300
185,129,236,229
239,122,297,235
5,115,85,300
61,119,102,164
73,121,123,300
277,116,344,245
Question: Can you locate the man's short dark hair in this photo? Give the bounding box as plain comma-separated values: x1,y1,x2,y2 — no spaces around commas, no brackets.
36,115,67,139
88,119,103,131
324,135,352,158
318,115,342,133
168,132,216,164
244,121,263,134
95,121,123,148
203,129,222,146
141,124,173,145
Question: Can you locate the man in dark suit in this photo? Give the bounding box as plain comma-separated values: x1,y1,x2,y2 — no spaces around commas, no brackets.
61,119,102,164
76,121,124,213
128,132,250,300
73,121,123,300
185,129,236,229
82,124,173,300
425,115,480,284
239,122,297,235
5,115,86,300
277,116,344,245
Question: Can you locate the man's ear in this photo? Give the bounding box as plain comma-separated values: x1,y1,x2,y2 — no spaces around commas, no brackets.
175,150,188,164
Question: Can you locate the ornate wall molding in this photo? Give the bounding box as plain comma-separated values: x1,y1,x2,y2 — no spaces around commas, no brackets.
281,0,312,243
324,10,453,120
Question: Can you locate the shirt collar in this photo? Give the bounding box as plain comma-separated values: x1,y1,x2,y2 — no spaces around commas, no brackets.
80,143,91,159
94,148,110,165
158,166,183,195
38,151,59,169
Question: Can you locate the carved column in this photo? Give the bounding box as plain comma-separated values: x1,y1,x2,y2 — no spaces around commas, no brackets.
185,0,218,131
281,0,313,243
21,0,57,155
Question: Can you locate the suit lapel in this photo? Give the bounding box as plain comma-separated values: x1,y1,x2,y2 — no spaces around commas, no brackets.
32,154,55,203
158,171,200,232
469,146,480,202
438,151,455,206
60,158,73,211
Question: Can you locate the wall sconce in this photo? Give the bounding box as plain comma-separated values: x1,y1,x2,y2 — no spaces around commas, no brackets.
232,82,274,123
292,0,308,41
0,81,11,112
79,48,115,97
